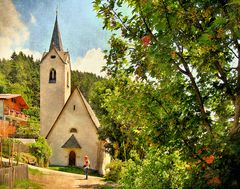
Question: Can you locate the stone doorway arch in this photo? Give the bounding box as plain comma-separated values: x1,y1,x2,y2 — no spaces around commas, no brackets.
69,151,76,166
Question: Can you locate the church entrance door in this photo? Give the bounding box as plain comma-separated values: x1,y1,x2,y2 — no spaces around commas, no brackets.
69,151,76,166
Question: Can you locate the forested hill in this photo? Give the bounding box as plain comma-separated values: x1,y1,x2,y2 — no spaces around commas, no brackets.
0,52,40,108
0,51,103,137
71,70,104,101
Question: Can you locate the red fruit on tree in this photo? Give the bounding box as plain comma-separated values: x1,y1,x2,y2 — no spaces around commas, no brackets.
141,35,151,46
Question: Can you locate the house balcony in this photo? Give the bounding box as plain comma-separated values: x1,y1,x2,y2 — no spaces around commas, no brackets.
4,109,28,122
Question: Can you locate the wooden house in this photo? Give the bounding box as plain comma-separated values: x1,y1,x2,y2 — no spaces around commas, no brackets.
0,94,29,138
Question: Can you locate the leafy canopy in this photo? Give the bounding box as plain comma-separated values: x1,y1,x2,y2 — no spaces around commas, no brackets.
92,0,240,187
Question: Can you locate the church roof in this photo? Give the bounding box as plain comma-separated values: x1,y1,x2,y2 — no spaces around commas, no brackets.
62,134,81,148
41,47,70,65
49,14,63,51
79,90,100,129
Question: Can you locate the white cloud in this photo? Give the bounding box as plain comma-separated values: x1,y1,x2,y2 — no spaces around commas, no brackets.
73,48,106,77
0,0,29,59
30,13,36,25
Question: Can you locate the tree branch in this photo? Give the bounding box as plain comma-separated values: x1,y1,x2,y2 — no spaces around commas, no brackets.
171,60,188,75
230,37,240,137
176,50,213,134
228,46,239,59
138,1,159,43
213,61,235,102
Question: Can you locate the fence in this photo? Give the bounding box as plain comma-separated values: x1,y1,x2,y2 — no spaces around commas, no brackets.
0,164,28,188
0,139,30,188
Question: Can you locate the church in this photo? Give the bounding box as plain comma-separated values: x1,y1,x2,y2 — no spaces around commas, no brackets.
40,14,110,174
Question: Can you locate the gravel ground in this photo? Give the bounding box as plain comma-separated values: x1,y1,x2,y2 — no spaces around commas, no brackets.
28,165,110,189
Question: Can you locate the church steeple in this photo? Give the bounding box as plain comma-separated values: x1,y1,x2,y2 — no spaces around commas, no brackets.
49,12,63,51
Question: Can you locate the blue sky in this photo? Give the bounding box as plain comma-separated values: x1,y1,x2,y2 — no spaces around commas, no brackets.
0,0,111,76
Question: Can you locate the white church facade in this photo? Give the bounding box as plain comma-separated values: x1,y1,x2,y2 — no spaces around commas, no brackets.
40,14,110,174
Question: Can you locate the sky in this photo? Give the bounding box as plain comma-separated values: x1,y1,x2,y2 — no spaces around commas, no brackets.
0,0,111,76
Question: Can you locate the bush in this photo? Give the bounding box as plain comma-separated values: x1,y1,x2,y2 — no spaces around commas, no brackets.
29,136,52,167
119,148,190,189
1,138,22,158
15,152,37,165
105,159,124,182
119,159,138,189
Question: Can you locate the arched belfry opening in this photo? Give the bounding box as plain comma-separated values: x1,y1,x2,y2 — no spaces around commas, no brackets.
49,68,56,83
69,151,76,166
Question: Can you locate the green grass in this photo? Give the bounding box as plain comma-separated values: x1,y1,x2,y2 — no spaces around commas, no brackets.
0,179,42,189
29,167,43,176
49,165,101,177
0,185,8,189
14,179,42,189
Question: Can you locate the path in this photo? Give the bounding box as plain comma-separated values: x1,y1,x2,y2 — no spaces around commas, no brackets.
28,165,111,189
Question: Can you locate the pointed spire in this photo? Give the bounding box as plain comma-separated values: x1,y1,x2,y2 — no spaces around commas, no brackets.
49,12,63,51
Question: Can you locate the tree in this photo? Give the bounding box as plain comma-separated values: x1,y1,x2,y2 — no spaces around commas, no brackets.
93,0,240,187
90,79,139,160
0,52,41,137
71,70,104,101
29,136,52,167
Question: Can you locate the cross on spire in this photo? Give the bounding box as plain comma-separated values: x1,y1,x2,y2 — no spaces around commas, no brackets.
56,5,58,17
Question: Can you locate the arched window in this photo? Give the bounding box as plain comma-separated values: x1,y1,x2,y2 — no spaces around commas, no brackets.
70,128,77,133
49,68,56,83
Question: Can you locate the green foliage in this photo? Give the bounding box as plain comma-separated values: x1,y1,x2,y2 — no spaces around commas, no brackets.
119,148,190,189
1,138,22,158
16,116,40,139
93,0,240,187
90,79,136,160
0,52,40,138
29,137,52,167
71,70,104,101
105,159,123,182
16,152,37,165
0,52,40,107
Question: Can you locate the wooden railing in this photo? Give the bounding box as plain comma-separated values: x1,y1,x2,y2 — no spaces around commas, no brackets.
3,108,28,121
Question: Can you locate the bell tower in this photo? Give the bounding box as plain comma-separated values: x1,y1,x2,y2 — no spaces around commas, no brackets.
40,13,71,137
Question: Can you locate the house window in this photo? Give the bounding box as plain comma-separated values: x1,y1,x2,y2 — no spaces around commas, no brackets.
70,128,77,133
49,68,56,83
73,105,76,111
51,55,56,59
